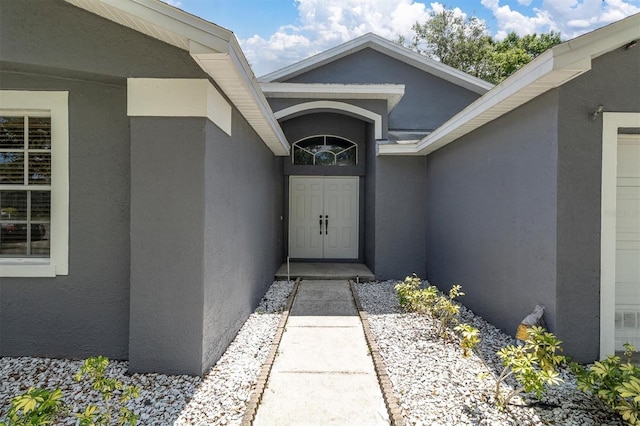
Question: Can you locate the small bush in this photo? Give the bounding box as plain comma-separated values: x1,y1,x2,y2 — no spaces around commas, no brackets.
572,343,640,425
454,323,481,358
0,387,65,426
494,326,565,408
395,274,438,314
1,356,140,426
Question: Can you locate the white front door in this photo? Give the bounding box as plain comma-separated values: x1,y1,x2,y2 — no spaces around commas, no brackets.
289,176,358,259
615,134,640,351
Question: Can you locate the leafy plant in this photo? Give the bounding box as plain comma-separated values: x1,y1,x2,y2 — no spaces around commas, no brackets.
0,387,65,426
73,356,140,426
572,343,640,425
432,284,464,337
494,326,565,408
395,274,438,314
395,276,470,338
454,323,481,357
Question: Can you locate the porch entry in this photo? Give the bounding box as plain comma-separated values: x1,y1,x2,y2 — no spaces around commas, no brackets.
289,176,358,259
615,134,640,351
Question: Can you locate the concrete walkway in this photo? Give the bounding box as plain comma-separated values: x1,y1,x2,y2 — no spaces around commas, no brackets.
253,280,390,425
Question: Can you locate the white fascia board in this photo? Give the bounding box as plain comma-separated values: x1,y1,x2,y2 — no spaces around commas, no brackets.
192,50,290,156
65,0,289,156
380,14,640,156
64,0,232,52
127,78,232,135
260,83,405,111
259,33,493,95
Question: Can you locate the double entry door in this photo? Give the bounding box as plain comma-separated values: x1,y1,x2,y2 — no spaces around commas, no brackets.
289,176,358,259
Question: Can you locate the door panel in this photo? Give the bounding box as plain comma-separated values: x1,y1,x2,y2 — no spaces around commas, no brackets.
289,176,358,259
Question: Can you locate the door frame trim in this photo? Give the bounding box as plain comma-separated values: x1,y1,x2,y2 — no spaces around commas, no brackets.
600,112,640,358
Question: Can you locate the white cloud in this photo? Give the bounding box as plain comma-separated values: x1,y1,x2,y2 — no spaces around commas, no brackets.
481,0,639,40
241,0,434,76
241,0,640,77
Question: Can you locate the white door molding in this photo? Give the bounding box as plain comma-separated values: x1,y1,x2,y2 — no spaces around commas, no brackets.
601,112,640,358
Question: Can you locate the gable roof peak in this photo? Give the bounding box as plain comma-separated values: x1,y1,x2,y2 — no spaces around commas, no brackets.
259,32,493,94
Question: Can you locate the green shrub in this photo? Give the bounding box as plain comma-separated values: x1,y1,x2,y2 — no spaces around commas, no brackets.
494,326,565,408
395,275,467,337
572,343,640,425
74,356,140,426
454,323,481,357
395,274,437,314
0,387,65,426
1,356,140,426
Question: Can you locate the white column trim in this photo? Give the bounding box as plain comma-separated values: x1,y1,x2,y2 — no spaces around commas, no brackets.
600,112,640,358
127,78,232,135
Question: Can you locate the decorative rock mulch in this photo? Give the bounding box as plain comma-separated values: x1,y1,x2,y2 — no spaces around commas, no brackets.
354,279,625,426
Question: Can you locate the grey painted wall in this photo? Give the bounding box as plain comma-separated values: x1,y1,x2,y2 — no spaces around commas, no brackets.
281,48,481,131
129,118,207,375
0,71,131,359
555,46,640,360
2,0,284,377
0,0,207,80
425,91,560,354
373,156,428,280
129,112,284,376
202,110,284,372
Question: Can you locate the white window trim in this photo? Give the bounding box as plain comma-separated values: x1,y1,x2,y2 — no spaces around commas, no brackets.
0,91,69,277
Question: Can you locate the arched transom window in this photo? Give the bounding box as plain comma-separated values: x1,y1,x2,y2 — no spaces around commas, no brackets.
292,136,357,166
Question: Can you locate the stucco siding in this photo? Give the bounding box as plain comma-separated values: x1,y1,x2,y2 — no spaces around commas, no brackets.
426,91,559,349
282,48,481,131
129,117,206,375
0,72,130,359
556,46,640,361
0,0,207,80
202,110,284,372
374,156,428,279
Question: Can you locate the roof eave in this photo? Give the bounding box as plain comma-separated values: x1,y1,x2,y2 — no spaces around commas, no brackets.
380,13,640,156
260,82,406,112
64,0,290,156
259,33,493,95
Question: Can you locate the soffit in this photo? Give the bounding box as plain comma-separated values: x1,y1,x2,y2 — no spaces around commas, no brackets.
260,83,405,112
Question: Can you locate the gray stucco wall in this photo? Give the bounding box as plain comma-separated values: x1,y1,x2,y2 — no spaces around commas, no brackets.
555,46,640,360
280,48,481,131
373,156,428,279
0,71,130,359
425,91,560,352
202,110,284,372
0,0,207,80
128,118,206,375
129,112,284,376
2,0,284,377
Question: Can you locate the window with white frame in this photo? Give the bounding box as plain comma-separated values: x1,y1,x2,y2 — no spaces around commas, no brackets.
292,136,357,166
0,91,69,277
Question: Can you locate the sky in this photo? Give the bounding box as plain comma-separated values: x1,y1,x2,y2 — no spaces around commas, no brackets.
162,0,640,77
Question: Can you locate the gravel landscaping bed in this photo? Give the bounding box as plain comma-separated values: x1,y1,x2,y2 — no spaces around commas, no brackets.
0,280,294,426
355,280,624,426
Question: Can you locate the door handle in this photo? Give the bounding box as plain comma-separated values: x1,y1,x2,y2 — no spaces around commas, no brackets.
325,215,328,234
319,215,323,234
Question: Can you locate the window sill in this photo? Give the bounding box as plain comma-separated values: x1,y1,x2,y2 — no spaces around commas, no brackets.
0,259,57,277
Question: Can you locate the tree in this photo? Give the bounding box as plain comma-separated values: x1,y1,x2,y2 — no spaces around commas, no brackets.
490,31,562,81
405,8,562,84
